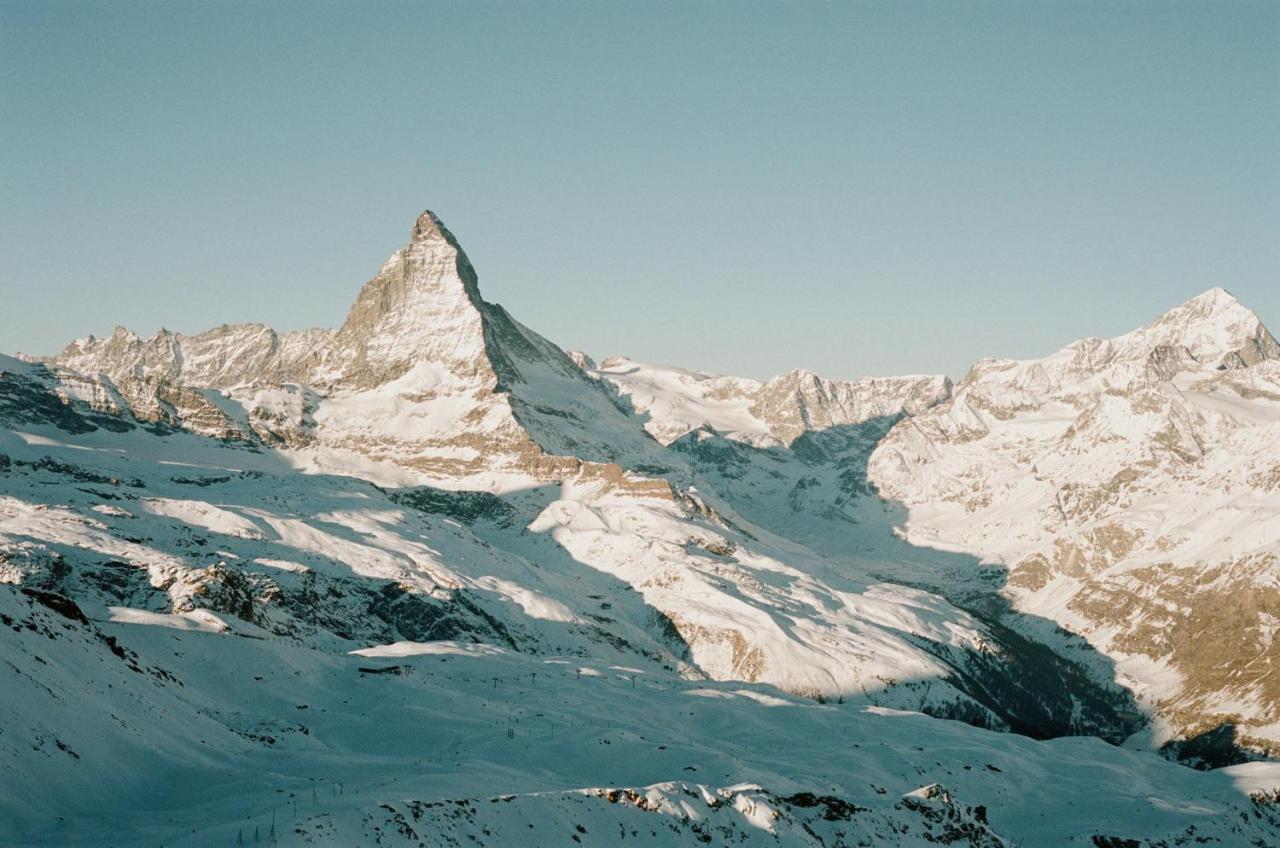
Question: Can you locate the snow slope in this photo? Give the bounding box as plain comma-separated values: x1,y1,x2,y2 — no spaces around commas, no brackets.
4,581,1280,847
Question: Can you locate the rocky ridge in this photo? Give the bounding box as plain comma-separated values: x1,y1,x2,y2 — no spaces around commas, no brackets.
42,213,676,489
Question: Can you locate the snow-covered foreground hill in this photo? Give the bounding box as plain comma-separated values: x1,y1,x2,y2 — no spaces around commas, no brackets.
5,578,1280,847
3,210,1279,845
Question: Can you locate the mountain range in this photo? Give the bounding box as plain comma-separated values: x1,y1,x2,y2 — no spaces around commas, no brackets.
2,210,1278,846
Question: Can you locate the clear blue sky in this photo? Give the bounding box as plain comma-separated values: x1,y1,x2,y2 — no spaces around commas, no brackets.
2,1,1277,379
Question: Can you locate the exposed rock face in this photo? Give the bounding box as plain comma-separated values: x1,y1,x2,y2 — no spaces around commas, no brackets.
869,288,1280,753
749,369,952,446
320,211,493,390
46,324,331,440
565,350,596,371
54,323,331,390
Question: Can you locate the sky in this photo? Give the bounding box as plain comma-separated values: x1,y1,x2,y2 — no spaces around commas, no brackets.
2,1,1277,379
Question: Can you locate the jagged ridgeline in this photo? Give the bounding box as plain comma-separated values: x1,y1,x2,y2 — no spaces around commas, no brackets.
2,210,1279,846
40,212,680,482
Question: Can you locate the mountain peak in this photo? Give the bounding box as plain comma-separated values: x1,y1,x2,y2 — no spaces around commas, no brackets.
324,209,489,388
1186,285,1236,304
959,287,1277,393
411,209,452,245
1142,287,1277,368
1154,286,1248,327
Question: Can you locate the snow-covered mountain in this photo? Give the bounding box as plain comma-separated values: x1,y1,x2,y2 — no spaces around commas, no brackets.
2,210,1277,846
869,287,1280,759
44,212,671,485
589,357,950,448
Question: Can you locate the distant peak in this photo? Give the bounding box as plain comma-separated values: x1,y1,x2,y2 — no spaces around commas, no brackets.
1149,287,1258,333
322,207,493,389
405,209,474,281
1129,287,1276,371
1189,285,1235,303
410,210,471,255
411,210,449,243
1164,286,1243,316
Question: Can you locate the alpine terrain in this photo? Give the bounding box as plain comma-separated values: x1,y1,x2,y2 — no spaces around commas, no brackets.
2,210,1278,846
